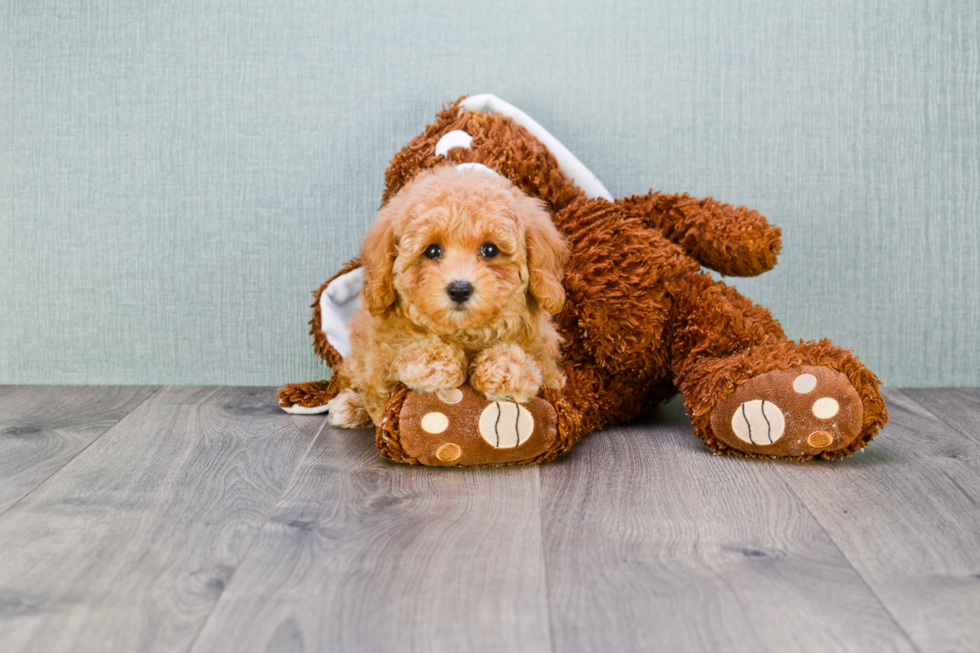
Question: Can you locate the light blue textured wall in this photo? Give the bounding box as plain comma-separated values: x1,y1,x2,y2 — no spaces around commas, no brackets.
2,0,978,387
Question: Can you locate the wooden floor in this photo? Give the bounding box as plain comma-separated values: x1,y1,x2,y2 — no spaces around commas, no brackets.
0,387,978,652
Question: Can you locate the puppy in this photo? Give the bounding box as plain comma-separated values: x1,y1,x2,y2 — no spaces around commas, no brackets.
329,165,569,428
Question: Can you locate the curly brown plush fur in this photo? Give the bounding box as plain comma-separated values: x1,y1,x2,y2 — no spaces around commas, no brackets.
280,96,888,464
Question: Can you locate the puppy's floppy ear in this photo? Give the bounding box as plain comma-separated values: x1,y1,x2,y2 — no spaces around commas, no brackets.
360,207,398,315
523,198,569,315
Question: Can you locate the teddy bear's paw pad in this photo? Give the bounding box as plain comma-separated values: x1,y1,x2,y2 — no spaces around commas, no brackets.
730,400,785,445
396,384,557,466
709,366,863,458
478,401,535,449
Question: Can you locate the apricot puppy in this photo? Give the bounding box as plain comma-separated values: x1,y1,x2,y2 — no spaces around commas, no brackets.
329,165,569,428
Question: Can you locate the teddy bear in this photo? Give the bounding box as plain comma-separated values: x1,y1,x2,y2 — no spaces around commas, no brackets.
277,94,888,466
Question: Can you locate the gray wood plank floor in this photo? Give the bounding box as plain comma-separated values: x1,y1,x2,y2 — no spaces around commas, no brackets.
0,385,977,653
0,386,158,514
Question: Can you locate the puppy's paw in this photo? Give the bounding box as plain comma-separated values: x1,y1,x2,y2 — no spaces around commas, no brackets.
392,338,467,393
469,343,543,403
328,389,373,428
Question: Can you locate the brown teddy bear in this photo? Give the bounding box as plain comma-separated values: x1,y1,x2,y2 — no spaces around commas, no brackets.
278,94,888,466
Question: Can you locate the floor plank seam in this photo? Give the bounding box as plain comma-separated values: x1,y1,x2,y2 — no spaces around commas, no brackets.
535,466,558,653
896,388,980,445
774,464,925,653
182,418,330,653
0,385,163,520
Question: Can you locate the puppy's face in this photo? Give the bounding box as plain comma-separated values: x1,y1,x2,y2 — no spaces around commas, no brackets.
360,166,568,336
394,202,524,334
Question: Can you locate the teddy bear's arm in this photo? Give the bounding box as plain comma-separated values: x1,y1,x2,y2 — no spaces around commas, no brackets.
617,192,782,276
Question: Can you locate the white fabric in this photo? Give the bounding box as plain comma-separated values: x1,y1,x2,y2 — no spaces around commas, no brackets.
281,402,331,415
435,129,473,156
456,162,499,176
319,267,363,357
460,94,613,201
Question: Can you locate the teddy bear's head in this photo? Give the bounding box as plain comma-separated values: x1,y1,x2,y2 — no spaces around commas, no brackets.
381,95,613,215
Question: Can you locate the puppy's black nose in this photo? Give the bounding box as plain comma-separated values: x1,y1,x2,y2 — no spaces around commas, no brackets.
447,280,473,304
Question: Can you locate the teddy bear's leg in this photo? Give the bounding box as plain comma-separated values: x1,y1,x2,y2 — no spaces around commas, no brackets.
617,192,782,277
667,273,887,459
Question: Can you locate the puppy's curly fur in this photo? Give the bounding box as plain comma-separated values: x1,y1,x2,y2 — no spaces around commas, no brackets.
330,165,569,427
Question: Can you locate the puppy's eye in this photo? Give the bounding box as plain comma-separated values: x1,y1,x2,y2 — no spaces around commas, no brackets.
424,244,443,260
480,242,499,259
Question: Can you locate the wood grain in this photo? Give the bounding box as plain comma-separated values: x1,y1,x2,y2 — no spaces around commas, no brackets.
190,423,551,653
0,385,157,514
0,386,324,653
772,388,980,652
902,387,980,442
2,386,979,652
538,399,916,653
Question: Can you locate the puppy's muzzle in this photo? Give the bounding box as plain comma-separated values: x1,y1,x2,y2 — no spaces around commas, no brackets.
446,280,474,305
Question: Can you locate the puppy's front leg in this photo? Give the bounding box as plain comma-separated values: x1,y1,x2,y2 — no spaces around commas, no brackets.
390,336,467,392
469,343,543,404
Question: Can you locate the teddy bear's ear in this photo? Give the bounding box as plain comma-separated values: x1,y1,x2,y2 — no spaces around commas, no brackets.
360,208,398,315
523,198,569,315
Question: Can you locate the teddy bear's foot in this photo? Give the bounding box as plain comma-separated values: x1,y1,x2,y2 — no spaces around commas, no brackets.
377,384,560,466
277,380,335,414
708,365,865,459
